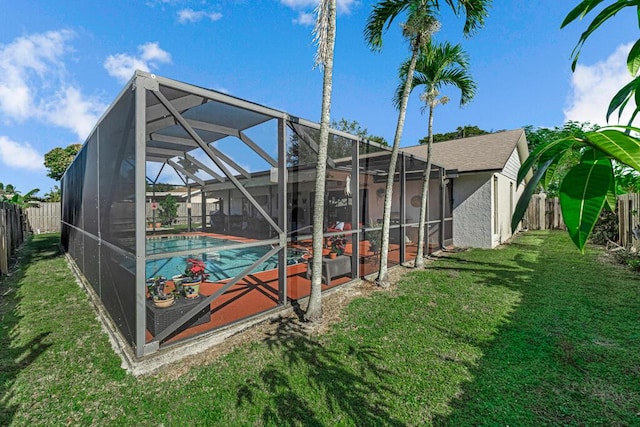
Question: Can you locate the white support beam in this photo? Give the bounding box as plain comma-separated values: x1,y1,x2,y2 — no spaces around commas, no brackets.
152,88,282,234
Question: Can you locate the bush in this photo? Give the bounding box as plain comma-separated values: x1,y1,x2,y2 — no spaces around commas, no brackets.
159,195,178,225
590,208,619,245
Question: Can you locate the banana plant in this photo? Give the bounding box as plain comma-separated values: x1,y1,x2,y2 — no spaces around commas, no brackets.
0,188,41,208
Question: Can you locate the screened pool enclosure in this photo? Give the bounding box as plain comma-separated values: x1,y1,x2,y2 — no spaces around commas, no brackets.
61,71,454,359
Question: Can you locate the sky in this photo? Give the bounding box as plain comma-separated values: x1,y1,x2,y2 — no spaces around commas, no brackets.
0,0,636,195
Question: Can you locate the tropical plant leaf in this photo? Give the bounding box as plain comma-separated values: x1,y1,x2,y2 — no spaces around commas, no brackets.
511,158,554,233
627,106,640,127
561,0,605,28
517,136,580,185
628,38,640,75
541,148,576,190
559,149,613,253
606,176,617,212
584,128,640,171
542,156,561,190
606,75,639,122
569,1,632,71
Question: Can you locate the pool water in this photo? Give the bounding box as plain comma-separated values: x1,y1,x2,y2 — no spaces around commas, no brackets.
146,236,308,281
146,235,235,256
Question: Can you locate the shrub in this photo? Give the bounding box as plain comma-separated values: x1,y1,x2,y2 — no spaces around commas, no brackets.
159,195,178,225
590,209,619,246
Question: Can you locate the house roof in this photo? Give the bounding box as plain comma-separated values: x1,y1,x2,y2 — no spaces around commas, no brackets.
402,129,528,174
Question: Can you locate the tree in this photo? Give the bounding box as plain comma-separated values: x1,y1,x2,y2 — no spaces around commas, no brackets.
305,0,337,323
395,41,476,268
364,0,489,286
419,124,489,143
158,194,178,225
44,144,81,181
146,182,179,192
44,186,62,202
513,1,640,253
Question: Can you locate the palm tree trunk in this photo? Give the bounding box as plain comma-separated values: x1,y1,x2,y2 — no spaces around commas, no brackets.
415,103,435,268
376,46,419,287
305,0,336,322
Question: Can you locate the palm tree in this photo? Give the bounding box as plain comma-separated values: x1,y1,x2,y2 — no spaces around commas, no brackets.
364,0,489,287
305,0,337,323
394,41,476,267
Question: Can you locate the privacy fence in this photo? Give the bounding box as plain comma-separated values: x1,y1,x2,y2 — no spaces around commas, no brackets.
523,194,566,231
0,202,26,276
525,193,640,249
26,202,61,233
25,201,220,234
618,193,640,249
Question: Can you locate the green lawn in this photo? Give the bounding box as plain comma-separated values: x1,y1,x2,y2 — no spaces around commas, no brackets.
1,231,638,426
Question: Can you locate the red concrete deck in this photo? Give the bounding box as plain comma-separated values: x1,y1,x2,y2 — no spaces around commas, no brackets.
145,232,419,346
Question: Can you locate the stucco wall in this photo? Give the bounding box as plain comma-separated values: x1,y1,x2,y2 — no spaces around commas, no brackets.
493,173,513,246
452,173,493,248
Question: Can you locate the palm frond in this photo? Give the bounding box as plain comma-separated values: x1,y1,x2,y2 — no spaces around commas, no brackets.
398,40,476,107
364,0,411,51
313,0,336,68
444,0,491,37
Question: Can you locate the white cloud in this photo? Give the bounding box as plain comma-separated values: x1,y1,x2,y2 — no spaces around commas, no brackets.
104,42,172,83
177,8,223,24
281,0,358,18
0,136,44,171
293,12,315,26
564,42,635,126
0,30,107,141
0,30,73,121
41,87,106,138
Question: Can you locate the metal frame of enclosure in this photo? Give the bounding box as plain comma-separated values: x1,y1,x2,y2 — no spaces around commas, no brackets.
61,71,454,359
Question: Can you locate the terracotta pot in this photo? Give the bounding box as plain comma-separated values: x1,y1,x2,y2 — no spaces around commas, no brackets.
328,252,337,259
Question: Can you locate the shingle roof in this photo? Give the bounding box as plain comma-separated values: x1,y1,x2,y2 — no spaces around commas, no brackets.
402,129,526,173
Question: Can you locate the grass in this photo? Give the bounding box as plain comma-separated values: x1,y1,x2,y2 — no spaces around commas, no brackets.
1,231,639,425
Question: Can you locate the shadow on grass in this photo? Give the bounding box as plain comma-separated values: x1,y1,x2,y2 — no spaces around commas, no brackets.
0,235,58,425
236,317,405,426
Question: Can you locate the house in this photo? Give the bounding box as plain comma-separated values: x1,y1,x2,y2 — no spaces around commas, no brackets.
402,129,531,248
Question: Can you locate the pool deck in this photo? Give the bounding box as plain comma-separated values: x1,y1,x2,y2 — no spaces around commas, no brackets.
145,231,417,346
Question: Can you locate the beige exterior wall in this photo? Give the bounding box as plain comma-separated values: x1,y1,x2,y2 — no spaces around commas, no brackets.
452,147,527,249
452,172,493,248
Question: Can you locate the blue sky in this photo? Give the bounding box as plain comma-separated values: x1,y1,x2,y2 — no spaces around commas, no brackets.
0,0,636,195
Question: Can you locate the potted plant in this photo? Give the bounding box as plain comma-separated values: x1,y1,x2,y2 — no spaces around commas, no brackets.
367,227,382,255
146,276,175,308
180,258,208,298
330,236,346,258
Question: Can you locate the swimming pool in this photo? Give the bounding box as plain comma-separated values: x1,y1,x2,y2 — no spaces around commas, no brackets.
146,235,308,281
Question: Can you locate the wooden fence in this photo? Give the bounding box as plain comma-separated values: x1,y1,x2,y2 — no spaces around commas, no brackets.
23,201,220,234
617,193,640,249
26,202,61,233
524,194,567,231
0,202,26,276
